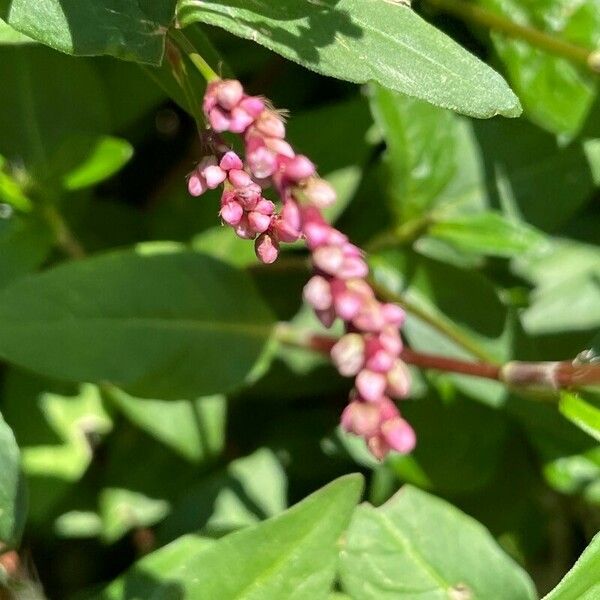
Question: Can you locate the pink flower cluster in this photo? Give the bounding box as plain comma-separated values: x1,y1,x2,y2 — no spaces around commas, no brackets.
188,79,416,459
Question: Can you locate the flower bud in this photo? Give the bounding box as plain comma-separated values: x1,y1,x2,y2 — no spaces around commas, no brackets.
256,110,286,139
338,256,369,279
366,349,395,373
341,401,380,437
216,79,244,110
219,151,243,171
247,211,272,234
312,245,344,275
386,359,411,398
315,306,336,328
284,155,315,182
303,275,332,311
303,178,337,208
234,216,256,240
331,333,365,377
247,144,277,179
188,172,206,197
208,107,231,132
378,327,402,356
202,165,227,189
220,201,244,226
382,303,406,326
239,96,265,117
229,107,254,133
381,417,416,454
255,233,279,264
254,198,275,215
228,169,253,188
333,289,363,321
356,369,387,403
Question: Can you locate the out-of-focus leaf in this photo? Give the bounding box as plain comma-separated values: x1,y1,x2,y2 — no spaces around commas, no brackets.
0,250,275,399
0,18,33,43
159,448,287,541
48,135,133,191
96,474,362,599
0,411,26,547
339,486,536,599
108,388,226,463
559,390,600,443
0,214,52,289
0,157,32,211
178,0,520,118
543,533,600,600
0,0,177,64
428,211,547,258
191,227,257,267
90,534,215,599
475,0,600,136
0,46,110,179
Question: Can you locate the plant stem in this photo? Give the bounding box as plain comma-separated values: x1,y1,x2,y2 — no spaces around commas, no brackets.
169,29,220,83
274,323,600,391
41,203,86,259
424,0,600,73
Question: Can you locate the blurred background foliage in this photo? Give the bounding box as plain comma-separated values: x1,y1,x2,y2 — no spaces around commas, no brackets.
0,1,599,598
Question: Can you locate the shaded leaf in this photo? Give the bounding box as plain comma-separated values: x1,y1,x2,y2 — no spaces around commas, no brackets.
178,0,520,118
559,390,600,443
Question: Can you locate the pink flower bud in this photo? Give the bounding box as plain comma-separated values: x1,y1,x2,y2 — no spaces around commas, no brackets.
256,111,286,138
220,151,243,171
303,178,337,208
367,435,390,461
248,211,272,234
239,96,265,118
381,417,416,454
338,256,369,279
378,397,400,421
303,275,332,311
366,349,395,373
208,107,231,132
272,217,300,243
333,289,363,321
254,198,275,215
382,303,406,326
265,137,295,158
356,369,387,402
312,246,344,275
235,183,261,210
188,172,206,197
220,201,244,226
228,169,253,188
352,301,386,332
282,200,301,231
229,107,254,133
341,401,380,437
284,155,315,182
235,216,256,240
216,79,244,110
247,144,277,179
255,233,279,264
378,327,402,356
202,165,227,189
386,360,411,398
331,334,365,377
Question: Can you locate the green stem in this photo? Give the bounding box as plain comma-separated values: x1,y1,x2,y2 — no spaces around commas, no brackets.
169,29,220,83
41,203,86,259
424,0,600,73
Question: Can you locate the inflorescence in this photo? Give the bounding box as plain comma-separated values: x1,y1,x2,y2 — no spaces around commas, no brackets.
188,79,416,459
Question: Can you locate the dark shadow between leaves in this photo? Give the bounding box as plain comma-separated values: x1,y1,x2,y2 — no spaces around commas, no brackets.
179,0,363,66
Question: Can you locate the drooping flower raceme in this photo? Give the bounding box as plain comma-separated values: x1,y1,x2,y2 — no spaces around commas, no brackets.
188,79,416,459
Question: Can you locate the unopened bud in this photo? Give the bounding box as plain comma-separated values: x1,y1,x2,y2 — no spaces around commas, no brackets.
356,369,387,402
255,233,279,264
331,333,365,377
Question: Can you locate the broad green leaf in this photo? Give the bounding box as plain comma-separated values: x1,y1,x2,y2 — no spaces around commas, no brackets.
369,84,457,220
543,533,600,600
192,227,257,267
49,135,134,191
178,0,520,118
0,46,110,177
91,534,215,599
475,0,600,136
0,0,177,64
0,18,32,43
96,474,362,599
0,412,26,547
108,388,226,463
559,391,600,443
159,448,287,541
428,211,547,258
0,250,275,399
339,486,536,599
0,214,52,289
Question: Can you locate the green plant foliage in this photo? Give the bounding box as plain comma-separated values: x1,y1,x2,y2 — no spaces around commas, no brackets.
0,412,26,547
178,0,520,118
339,485,537,599
0,0,177,64
0,250,275,398
94,474,363,599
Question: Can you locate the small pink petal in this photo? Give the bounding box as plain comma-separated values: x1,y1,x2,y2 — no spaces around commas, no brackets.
202,165,227,189
255,233,279,264
219,151,243,171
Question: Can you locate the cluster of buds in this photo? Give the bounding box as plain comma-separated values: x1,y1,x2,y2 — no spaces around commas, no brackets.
188,79,415,459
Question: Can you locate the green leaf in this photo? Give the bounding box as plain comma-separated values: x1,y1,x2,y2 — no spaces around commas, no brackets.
178,0,520,118
0,250,275,399
428,211,547,258
0,412,26,547
0,214,52,289
339,485,536,599
0,1,177,64
0,46,110,177
0,18,33,44
49,134,134,191
94,474,363,600
108,388,226,463
159,448,287,540
543,533,600,600
475,0,599,136
559,391,600,443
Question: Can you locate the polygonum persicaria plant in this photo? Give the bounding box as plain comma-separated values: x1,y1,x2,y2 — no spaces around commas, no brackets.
187,79,415,459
